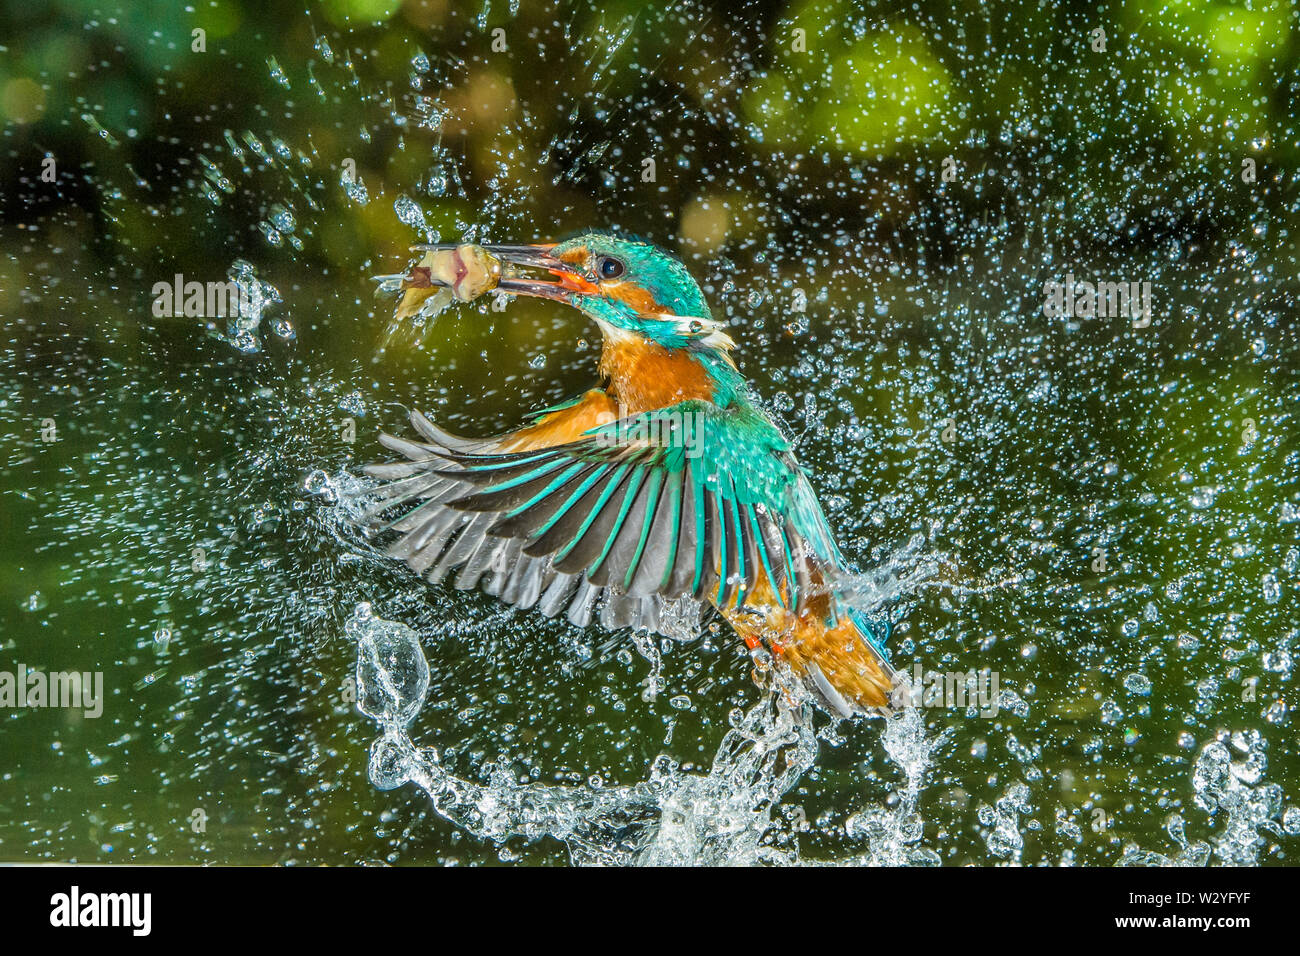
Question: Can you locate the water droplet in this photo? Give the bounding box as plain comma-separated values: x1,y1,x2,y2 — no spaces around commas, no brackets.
1123,673,1152,696
1261,573,1281,604
267,56,290,90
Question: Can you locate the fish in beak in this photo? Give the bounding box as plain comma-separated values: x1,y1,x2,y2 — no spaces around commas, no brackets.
378,242,599,320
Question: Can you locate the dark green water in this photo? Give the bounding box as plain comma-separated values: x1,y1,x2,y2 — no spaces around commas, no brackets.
1,0,1298,864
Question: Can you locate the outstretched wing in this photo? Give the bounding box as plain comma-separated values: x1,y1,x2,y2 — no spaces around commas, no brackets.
358,402,845,638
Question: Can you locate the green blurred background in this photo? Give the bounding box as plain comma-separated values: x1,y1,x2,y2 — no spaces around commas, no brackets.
4,0,1300,277
1,0,1298,865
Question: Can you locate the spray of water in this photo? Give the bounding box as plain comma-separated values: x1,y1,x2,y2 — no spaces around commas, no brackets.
5,0,1297,866
349,600,955,865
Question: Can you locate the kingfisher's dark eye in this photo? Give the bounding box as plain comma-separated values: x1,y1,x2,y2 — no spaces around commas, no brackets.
598,256,625,280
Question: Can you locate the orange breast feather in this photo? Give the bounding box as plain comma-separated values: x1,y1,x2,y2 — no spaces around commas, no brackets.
600,336,716,413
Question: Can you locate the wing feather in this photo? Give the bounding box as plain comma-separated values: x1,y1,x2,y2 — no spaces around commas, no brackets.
355,402,861,644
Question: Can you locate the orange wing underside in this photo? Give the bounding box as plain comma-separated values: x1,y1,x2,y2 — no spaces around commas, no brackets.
496,389,618,452
495,333,719,453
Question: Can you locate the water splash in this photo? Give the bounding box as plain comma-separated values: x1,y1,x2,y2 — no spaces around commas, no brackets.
975,782,1032,863
222,259,282,353
349,602,951,865
842,706,948,865
393,195,432,241
351,606,894,868
1118,732,1290,866
340,165,370,206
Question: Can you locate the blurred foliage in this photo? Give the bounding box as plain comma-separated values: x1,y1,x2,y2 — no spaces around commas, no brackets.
2,0,1298,284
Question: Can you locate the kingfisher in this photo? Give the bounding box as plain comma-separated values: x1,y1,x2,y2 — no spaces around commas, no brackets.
360,232,897,717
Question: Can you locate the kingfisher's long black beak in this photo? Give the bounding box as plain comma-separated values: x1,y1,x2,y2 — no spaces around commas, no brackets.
408,242,600,302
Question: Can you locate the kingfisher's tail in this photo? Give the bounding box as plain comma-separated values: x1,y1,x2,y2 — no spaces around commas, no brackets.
724,598,898,718
789,606,898,717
